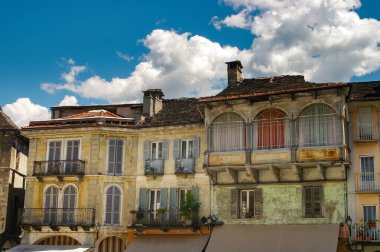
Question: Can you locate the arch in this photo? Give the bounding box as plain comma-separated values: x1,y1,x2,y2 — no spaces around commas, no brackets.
98,236,126,252
43,185,59,224
298,103,341,147
209,112,246,152
62,185,77,225
253,108,291,150
104,185,122,225
34,235,80,245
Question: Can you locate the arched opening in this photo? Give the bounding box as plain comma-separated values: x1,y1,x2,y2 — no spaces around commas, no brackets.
209,112,246,152
298,103,341,147
43,185,59,224
253,109,290,150
98,236,125,252
34,235,80,245
62,185,77,225
105,186,121,225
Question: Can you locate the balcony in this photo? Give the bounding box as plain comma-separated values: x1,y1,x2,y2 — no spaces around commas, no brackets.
130,209,199,229
355,173,380,193
175,158,195,174
351,221,380,243
144,159,164,175
353,123,379,142
33,160,85,176
18,208,95,231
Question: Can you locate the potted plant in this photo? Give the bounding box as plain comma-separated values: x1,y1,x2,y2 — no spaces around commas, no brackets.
179,191,200,226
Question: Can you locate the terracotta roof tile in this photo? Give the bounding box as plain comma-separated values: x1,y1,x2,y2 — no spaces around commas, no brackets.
62,109,122,119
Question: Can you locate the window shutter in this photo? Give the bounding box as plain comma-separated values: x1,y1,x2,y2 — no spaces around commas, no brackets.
191,185,198,202
162,140,169,160
105,193,113,224
173,140,180,159
304,187,313,217
143,140,151,160
230,189,239,219
113,193,121,224
160,188,168,209
193,137,200,158
139,188,149,211
254,188,263,218
108,140,115,174
44,187,51,208
115,140,123,175
169,188,179,209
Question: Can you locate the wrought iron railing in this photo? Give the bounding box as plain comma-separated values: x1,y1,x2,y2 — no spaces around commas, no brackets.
175,158,195,174
354,123,379,141
144,159,164,175
33,160,85,176
356,173,380,192
18,208,95,227
351,221,380,242
130,209,199,228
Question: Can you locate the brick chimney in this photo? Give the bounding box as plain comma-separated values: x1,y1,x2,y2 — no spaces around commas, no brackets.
226,60,243,87
143,89,164,116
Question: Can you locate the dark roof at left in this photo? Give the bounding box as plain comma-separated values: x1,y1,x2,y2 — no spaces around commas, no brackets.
0,108,19,130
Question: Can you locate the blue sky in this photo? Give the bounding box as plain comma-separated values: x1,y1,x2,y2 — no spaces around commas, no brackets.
1,0,380,126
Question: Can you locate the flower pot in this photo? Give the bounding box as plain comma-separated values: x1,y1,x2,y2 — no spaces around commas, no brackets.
368,222,376,227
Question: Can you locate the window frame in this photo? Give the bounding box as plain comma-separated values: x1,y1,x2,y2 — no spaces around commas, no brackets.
106,138,125,176
104,184,122,226
180,140,194,159
149,189,161,211
151,141,163,160
46,138,82,161
239,189,255,219
303,185,323,218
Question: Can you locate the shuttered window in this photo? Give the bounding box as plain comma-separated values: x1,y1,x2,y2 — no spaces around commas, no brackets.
65,140,80,173
108,139,123,175
44,185,59,224
209,113,246,152
231,188,262,219
298,104,341,147
304,186,322,218
143,140,169,160
48,141,62,161
105,186,121,225
62,185,77,224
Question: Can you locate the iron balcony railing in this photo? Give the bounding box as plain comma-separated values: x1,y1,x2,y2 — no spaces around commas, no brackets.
356,173,380,192
145,159,164,175
33,160,85,176
18,208,95,227
175,158,195,174
351,221,380,242
131,209,199,228
354,123,379,141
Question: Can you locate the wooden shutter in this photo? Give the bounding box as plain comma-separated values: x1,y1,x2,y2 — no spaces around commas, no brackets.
191,185,198,202
173,140,180,159
49,141,61,160
139,188,149,211
66,140,79,160
105,188,113,224
169,188,179,209
63,186,76,208
193,137,200,158
304,186,322,218
115,140,123,175
254,188,263,218
230,189,239,219
108,140,116,174
162,140,169,160
143,141,150,160
160,188,168,209
113,188,121,225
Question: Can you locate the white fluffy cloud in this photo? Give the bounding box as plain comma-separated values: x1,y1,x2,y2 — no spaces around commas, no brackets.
214,0,380,82
3,98,50,127
58,95,79,106
41,29,252,103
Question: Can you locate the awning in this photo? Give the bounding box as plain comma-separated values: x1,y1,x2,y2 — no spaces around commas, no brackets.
126,234,210,252
206,224,339,252
7,245,93,252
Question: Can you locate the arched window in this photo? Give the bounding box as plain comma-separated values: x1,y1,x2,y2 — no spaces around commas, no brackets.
209,113,246,152
105,186,121,225
44,185,59,224
253,109,291,150
298,104,341,147
62,185,77,224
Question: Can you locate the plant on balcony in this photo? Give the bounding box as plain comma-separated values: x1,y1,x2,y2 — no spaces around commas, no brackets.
179,191,200,226
368,219,377,228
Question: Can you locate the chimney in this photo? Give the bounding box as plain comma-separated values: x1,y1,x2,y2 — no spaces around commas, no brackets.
226,60,243,87
143,89,164,116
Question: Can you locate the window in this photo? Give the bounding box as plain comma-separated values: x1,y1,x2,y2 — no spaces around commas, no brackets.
253,109,291,150
151,142,163,160
230,188,262,219
65,140,80,173
298,104,341,147
358,107,375,140
44,185,59,224
149,189,161,211
181,140,193,159
363,206,377,223
143,140,169,161
105,186,121,225
47,139,81,174
62,185,77,224
179,189,190,208
304,186,322,218
107,139,123,175
360,157,375,191
209,112,246,152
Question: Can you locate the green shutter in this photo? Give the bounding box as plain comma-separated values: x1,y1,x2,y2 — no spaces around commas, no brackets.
173,140,180,159
139,188,149,211
169,188,179,209
191,185,198,202
160,188,168,209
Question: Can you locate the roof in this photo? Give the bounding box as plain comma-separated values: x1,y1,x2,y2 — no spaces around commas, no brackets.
198,75,349,102
349,81,380,101
0,108,19,130
61,109,122,119
50,103,142,109
141,98,204,127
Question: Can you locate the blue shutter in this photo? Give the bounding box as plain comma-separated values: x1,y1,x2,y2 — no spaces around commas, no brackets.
191,185,198,202
115,140,123,175
169,188,179,209
143,141,150,160
173,139,180,159
193,137,200,158
162,140,169,160
139,188,149,210
160,188,168,209
108,140,115,174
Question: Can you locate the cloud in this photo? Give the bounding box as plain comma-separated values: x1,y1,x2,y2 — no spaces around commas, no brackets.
116,51,134,62
59,95,79,106
212,0,380,82
40,29,252,103
2,98,50,127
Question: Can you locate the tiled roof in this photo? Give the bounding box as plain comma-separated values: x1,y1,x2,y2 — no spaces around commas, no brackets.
62,109,122,119
349,81,380,101
141,98,204,127
0,108,19,130
198,75,349,102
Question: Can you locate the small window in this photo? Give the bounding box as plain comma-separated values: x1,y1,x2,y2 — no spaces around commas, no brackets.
181,140,193,159
363,206,377,222
230,188,262,219
240,190,255,218
178,189,191,208
304,186,323,218
151,142,163,160
149,189,161,211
